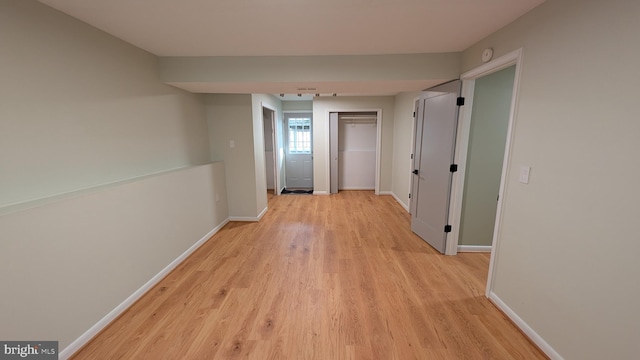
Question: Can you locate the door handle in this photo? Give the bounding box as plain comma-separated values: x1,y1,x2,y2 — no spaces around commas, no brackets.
412,169,419,175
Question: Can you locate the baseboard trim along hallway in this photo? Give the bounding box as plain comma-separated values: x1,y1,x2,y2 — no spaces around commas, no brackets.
68,191,549,359
60,219,230,359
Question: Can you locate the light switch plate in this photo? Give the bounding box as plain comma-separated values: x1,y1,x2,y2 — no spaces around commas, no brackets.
519,166,531,184
229,140,235,148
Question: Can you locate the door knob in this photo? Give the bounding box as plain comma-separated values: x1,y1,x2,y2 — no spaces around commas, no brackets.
412,169,419,175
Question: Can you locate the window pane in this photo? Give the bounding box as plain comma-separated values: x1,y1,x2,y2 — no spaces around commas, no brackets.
288,117,311,153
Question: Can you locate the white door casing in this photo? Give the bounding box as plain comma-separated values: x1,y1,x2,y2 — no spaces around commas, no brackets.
329,112,339,194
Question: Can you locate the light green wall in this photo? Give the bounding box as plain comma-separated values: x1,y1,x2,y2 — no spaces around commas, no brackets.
0,1,226,352
458,66,515,246
205,94,258,219
462,0,640,358
0,163,228,351
312,96,396,193
0,0,210,207
391,92,420,209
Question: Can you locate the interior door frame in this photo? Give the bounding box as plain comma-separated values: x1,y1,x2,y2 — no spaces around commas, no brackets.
325,108,382,195
262,103,281,195
445,49,524,294
407,97,420,210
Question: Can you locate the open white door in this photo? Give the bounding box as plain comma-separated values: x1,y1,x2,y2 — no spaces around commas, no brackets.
410,80,462,253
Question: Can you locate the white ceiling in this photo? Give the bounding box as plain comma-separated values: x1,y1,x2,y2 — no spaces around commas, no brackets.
39,0,544,56
38,0,545,95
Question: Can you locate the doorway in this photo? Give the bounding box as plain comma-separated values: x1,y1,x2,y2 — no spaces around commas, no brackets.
329,110,382,194
284,112,313,189
447,49,523,301
263,106,277,195
458,65,515,251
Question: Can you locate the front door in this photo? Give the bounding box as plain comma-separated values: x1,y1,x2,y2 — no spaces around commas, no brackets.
410,80,461,253
285,112,313,189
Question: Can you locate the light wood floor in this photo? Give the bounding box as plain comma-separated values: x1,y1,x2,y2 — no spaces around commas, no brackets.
72,191,546,359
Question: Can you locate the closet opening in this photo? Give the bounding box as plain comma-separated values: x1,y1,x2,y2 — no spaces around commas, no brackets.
329,111,381,194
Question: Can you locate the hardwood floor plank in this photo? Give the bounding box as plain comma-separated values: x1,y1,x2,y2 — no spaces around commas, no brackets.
71,191,547,360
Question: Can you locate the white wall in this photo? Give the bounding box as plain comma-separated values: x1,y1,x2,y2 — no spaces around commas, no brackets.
0,163,229,353
338,116,377,189
463,0,640,358
0,0,210,207
312,97,395,193
391,92,420,209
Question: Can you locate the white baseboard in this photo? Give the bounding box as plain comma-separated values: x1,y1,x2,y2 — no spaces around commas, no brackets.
257,206,268,220
457,245,492,252
488,292,564,360
340,187,375,190
59,218,230,360
229,216,260,221
313,191,329,195
387,192,409,212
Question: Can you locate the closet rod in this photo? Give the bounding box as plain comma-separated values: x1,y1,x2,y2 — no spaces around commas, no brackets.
339,116,377,120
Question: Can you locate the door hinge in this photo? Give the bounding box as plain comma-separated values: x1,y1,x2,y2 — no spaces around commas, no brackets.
408,193,411,199
444,225,452,233
450,164,458,172
457,97,465,106
413,111,416,118
410,153,414,159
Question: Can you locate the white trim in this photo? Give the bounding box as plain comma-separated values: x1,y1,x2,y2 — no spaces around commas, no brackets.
457,245,492,252
229,216,260,222
484,49,524,297
261,103,279,196
462,49,523,79
408,97,420,211
313,190,329,195
489,292,564,360
339,187,375,190
325,110,332,195
374,110,382,195
257,206,268,220
59,219,230,360
387,191,410,212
